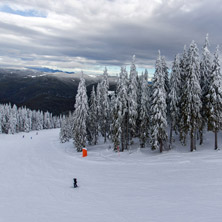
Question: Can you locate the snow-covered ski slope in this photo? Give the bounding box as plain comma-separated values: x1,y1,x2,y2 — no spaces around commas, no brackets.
1,129,222,222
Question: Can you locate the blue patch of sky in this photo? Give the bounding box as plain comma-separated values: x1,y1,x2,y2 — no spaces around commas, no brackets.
0,5,47,18
106,66,155,77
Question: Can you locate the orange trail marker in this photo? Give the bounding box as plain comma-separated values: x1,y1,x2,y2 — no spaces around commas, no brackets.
82,148,87,157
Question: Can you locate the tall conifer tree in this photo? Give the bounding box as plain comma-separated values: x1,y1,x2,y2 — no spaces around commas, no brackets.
72,73,89,152
150,51,168,153
179,41,202,152
169,54,181,146
207,46,222,150
128,55,138,143
199,34,212,144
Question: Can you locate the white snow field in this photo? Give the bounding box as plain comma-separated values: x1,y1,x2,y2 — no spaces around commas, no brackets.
1,129,222,222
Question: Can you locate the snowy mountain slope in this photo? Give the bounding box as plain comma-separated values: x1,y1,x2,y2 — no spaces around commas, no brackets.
1,129,222,222
0,68,117,115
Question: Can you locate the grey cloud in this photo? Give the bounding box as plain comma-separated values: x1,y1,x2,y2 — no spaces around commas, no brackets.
0,0,221,73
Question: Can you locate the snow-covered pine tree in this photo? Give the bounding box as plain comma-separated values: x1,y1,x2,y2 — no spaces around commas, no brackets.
99,67,110,142
110,91,121,151
180,46,188,85
150,51,168,153
161,56,170,95
24,109,30,132
206,46,222,150
72,72,89,152
137,72,143,131
110,92,118,149
43,111,53,129
96,82,102,136
179,41,202,152
8,104,17,134
87,86,99,145
139,73,150,148
178,46,189,133
169,54,182,147
60,115,71,143
144,69,148,81
199,34,212,145
2,104,10,133
128,55,138,143
31,110,37,131
161,56,170,122
111,67,129,151
119,67,129,151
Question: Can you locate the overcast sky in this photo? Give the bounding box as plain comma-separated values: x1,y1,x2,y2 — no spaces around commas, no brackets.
0,0,221,75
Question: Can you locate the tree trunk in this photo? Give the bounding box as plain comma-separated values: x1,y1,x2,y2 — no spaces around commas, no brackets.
94,127,98,145
169,123,173,149
125,114,129,150
194,129,197,151
121,129,124,152
200,130,203,145
160,139,163,153
104,130,107,143
190,131,194,152
215,130,218,150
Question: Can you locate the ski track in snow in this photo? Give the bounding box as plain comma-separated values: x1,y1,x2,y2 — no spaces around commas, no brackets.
1,129,222,222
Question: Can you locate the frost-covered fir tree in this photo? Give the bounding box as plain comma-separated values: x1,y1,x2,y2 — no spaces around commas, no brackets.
110,93,119,150
72,73,89,152
60,115,71,143
110,92,121,151
87,86,98,145
144,69,148,81
180,46,188,85
161,56,170,95
150,51,168,153
161,56,170,121
8,104,17,134
139,73,150,148
2,104,10,133
128,55,138,143
36,111,44,130
199,34,212,145
169,54,182,147
200,34,211,92
137,72,143,128
206,46,222,150
178,46,189,130
119,67,129,151
179,41,202,152
96,82,102,135
44,111,52,129
99,67,110,142
111,67,129,151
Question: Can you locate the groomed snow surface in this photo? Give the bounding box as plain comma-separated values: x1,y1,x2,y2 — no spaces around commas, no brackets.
1,129,222,222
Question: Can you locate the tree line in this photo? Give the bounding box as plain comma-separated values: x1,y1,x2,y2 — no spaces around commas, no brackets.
0,103,62,134
60,34,222,153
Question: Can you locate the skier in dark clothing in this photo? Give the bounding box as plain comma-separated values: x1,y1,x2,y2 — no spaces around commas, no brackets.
73,178,78,188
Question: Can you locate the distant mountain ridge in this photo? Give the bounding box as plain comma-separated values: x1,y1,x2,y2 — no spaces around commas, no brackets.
28,67,75,74
0,68,117,115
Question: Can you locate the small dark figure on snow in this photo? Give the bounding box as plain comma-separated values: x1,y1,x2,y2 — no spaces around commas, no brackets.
22,135,25,138
73,178,78,188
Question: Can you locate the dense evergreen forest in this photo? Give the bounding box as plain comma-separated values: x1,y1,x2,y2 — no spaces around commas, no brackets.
41,35,222,153
0,103,62,134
